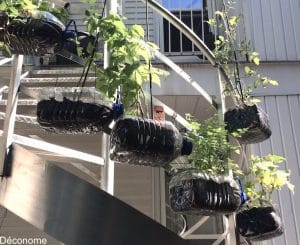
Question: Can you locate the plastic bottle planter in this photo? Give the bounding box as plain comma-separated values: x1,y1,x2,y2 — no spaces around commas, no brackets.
37,97,113,134
237,206,283,241
0,11,64,56
224,105,272,144
110,117,192,167
169,171,241,215
63,20,96,58
57,20,96,65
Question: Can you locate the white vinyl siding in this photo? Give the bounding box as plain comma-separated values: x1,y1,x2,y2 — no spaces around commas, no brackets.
122,0,155,42
241,0,300,61
67,0,105,31
252,95,300,245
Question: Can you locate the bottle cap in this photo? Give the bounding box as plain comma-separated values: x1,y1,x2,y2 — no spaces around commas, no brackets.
181,138,193,156
237,178,247,205
112,103,124,120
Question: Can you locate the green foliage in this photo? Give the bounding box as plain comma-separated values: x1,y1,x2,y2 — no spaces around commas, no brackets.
83,7,167,108
0,0,37,17
208,0,278,105
243,154,294,207
0,0,69,56
186,114,241,176
37,1,69,24
0,0,37,56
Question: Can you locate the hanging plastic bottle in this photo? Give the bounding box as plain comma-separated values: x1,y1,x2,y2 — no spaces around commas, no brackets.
37,97,114,134
110,117,193,167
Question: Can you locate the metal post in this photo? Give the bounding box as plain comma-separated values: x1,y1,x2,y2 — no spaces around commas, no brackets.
100,0,119,194
0,55,23,176
100,132,114,194
217,68,237,245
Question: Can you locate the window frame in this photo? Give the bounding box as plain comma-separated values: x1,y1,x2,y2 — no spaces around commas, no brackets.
156,0,216,62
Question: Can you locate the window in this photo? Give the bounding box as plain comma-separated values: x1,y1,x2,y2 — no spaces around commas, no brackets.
162,0,215,55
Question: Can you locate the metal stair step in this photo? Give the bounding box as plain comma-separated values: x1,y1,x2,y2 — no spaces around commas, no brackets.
29,69,96,78
19,86,112,104
21,76,96,84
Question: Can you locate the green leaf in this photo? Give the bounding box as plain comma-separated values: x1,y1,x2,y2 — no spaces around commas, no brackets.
87,42,94,55
249,97,261,104
287,182,295,192
94,52,103,60
207,18,217,26
131,25,145,38
218,35,225,42
133,71,143,86
215,11,224,17
234,149,241,154
253,57,260,65
268,79,279,86
87,22,93,33
244,66,251,74
150,73,161,86
254,79,259,88
0,1,7,11
268,154,285,163
261,78,268,87
229,16,238,26
214,40,221,46
77,47,83,57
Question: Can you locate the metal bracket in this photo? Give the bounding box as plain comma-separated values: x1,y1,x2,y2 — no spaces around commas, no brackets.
181,216,229,245
0,55,23,176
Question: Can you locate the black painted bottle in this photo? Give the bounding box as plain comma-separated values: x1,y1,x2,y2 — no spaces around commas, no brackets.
110,117,192,167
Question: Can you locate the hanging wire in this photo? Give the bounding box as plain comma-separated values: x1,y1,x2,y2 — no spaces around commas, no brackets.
221,0,244,103
146,0,154,119
75,0,107,100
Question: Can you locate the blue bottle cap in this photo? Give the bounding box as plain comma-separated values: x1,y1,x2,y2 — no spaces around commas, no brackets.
181,138,193,156
237,178,247,205
112,103,124,120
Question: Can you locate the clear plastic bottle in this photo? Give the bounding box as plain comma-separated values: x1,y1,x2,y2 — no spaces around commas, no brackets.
110,117,192,167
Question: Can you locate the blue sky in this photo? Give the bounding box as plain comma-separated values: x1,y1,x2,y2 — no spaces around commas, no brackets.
162,0,202,9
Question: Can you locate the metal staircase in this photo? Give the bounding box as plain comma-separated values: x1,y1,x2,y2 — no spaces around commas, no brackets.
0,0,242,244
0,63,192,245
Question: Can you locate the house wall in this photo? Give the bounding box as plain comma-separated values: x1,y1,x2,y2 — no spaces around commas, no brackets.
241,0,300,62
252,94,300,245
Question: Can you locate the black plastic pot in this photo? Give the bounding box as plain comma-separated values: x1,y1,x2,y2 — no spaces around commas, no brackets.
0,11,64,56
224,104,272,144
56,19,96,64
37,97,113,134
110,117,192,167
237,206,283,241
169,171,241,215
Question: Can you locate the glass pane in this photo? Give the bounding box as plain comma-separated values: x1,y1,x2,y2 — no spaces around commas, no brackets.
170,12,181,52
182,0,202,9
162,0,214,53
162,0,202,10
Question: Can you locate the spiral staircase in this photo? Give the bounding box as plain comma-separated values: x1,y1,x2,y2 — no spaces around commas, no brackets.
0,0,240,244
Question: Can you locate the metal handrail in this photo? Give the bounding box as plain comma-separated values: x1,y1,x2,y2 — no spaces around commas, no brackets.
142,0,235,95
0,57,13,66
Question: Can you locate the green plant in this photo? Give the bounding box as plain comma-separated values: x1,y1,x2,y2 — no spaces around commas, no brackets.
243,154,294,207
0,0,37,17
208,0,278,105
186,114,241,176
0,0,67,22
83,7,168,108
